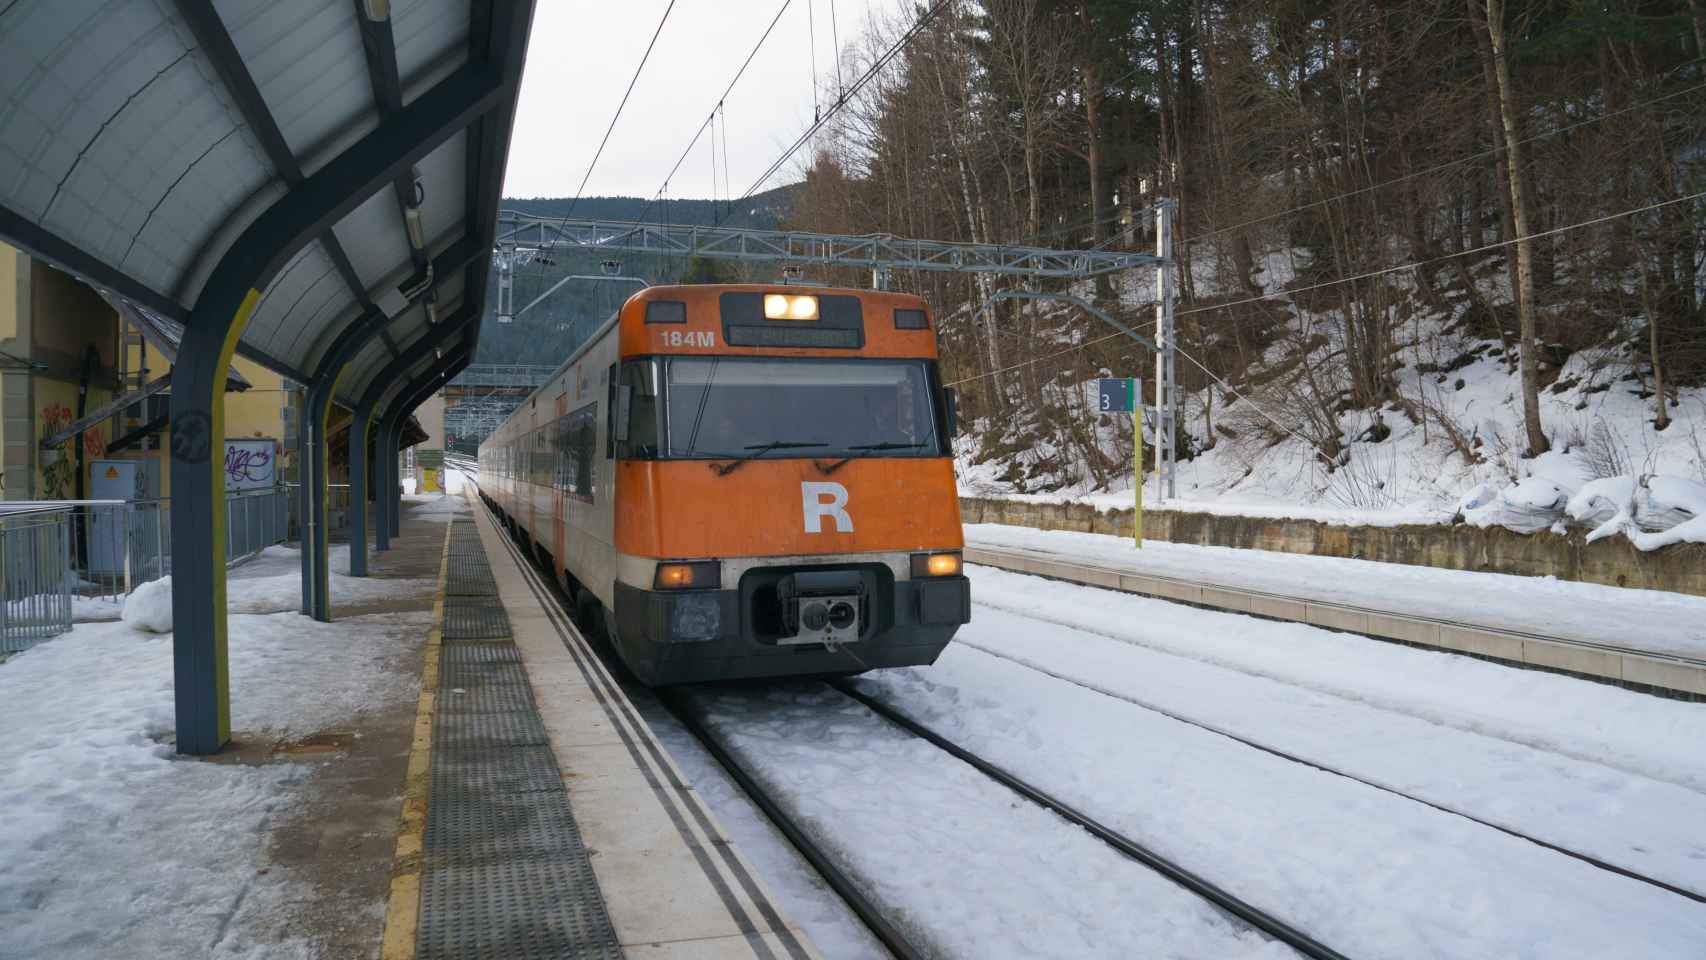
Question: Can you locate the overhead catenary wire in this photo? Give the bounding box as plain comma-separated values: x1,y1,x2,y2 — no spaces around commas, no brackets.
1179,75,1706,250
828,0,845,99
560,0,678,222
731,0,953,210
807,0,820,122
634,0,795,226
1010,73,1706,255
944,189,1706,389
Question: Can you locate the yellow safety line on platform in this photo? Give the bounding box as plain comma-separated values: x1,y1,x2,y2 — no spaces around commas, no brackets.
379,519,453,960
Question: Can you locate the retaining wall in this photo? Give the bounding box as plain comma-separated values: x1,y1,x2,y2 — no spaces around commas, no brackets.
959,497,1706,598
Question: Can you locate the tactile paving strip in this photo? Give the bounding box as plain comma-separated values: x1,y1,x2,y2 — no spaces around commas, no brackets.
444,597,512,640
420,521,620,960
418,860,621,960
431,746,564,796
448,553,499,596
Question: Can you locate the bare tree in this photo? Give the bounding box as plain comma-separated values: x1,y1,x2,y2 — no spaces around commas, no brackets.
1475,0,1549,456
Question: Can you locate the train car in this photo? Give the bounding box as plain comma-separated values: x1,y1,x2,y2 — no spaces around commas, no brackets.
478,283,972,685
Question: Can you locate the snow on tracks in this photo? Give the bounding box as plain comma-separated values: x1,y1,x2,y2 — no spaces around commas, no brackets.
683,682,1295,960
845,605,1706,956
967,564,1706,795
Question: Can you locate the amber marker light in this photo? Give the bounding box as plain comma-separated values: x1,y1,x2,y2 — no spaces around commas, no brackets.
911,552,963,578
654,561,720,590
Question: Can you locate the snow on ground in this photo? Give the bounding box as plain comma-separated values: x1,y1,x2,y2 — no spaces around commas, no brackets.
0,609,428,959
962,564,1706,794
688,684,1291,960
847,634,1706,959
927,593,1706,896
957,271,1706,545
403,489,463,523
224,543,435,614
72,595,121,622
633,694,893,960
966,523,1706,659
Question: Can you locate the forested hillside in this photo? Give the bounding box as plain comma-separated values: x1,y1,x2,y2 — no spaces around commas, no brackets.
774,0,1706,528
475,191,792,364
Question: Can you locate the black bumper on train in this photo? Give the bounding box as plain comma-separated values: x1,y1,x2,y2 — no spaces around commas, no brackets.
611,574,971,686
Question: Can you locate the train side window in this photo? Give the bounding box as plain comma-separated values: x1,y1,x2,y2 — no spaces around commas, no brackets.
617,361,659,459
605,363,617,459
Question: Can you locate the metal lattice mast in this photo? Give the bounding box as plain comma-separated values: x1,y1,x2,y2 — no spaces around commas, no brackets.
1154,200,1178,500
493,213,1163,280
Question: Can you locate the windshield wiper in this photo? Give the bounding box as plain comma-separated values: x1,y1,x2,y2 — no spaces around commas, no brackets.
710,441,827,476
846,441,928,452
814,441,931,476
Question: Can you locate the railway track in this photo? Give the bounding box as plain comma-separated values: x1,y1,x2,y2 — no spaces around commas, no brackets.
662,680,1353,960
470,484,1348,959
951,612,1706,909
474,483,1705,959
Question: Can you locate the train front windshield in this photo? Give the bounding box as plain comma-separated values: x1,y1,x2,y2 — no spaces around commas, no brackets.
622,357,945,460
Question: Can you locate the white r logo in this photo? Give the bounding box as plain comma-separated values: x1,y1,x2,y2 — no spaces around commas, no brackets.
801,481,853,533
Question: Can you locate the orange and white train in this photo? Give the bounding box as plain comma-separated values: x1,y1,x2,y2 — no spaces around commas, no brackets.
478,283,971,685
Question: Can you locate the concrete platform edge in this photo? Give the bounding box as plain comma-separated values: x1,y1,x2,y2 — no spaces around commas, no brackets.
964,545,1706,699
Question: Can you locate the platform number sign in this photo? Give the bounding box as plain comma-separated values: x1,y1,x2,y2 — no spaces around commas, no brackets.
1094,378,1145,550
1098,378,1138,413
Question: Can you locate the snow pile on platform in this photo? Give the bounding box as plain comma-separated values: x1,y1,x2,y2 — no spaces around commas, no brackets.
403,489,464,523
225,544,435,613
121,575,174,632
0,609,427,958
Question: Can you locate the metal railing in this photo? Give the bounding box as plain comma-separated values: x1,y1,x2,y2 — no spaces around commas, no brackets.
0,487,293,653
282,483,351,542
0,506,74,652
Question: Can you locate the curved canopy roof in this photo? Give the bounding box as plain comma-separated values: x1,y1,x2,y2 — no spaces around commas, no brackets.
0,0,532,408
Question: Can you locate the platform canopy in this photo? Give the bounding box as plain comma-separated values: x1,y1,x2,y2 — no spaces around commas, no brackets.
0,0,529,404
0,0,535,754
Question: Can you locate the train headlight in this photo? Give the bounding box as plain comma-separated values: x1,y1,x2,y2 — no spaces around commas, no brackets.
910,552,962,578
654,560,721,590
763,293,819,321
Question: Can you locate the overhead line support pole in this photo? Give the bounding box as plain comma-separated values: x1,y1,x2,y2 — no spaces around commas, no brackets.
1154,199,1177,501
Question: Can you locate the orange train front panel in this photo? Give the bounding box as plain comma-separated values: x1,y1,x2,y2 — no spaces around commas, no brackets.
618,284,940,362
614,457,962,560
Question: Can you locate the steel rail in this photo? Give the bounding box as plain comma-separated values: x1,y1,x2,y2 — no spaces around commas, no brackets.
658,689,925,960
948,630,1706,908
828,680,1356,960
466,485,918,960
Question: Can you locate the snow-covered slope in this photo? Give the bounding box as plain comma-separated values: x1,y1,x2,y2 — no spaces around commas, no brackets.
951,253,1706,546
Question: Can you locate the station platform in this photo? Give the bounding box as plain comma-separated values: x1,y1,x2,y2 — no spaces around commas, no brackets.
963,527,1706,699
385,490,818,959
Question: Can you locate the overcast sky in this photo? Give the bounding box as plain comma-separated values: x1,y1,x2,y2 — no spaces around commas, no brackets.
502,1,896,200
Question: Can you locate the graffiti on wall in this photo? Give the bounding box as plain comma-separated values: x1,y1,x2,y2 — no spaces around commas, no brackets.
223,438,277,491
39,404,75,499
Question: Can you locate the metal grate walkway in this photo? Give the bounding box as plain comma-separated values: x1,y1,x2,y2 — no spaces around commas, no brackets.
419,518,622,959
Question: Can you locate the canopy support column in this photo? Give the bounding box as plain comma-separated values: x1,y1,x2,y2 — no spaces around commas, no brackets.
349,316,469,573
166,62,510,753
301,378,338,620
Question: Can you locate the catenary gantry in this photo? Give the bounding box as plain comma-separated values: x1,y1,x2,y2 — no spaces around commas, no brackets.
0,0,535,753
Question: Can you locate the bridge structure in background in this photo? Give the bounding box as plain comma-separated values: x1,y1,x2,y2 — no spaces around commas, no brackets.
443,363,557,450
486,206,1181,497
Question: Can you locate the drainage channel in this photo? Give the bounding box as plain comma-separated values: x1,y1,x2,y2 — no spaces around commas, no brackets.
418,518,622,959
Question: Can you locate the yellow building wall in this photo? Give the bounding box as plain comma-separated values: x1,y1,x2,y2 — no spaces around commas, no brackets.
0,241,17,340
144,357,293,499
29,261,116,500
